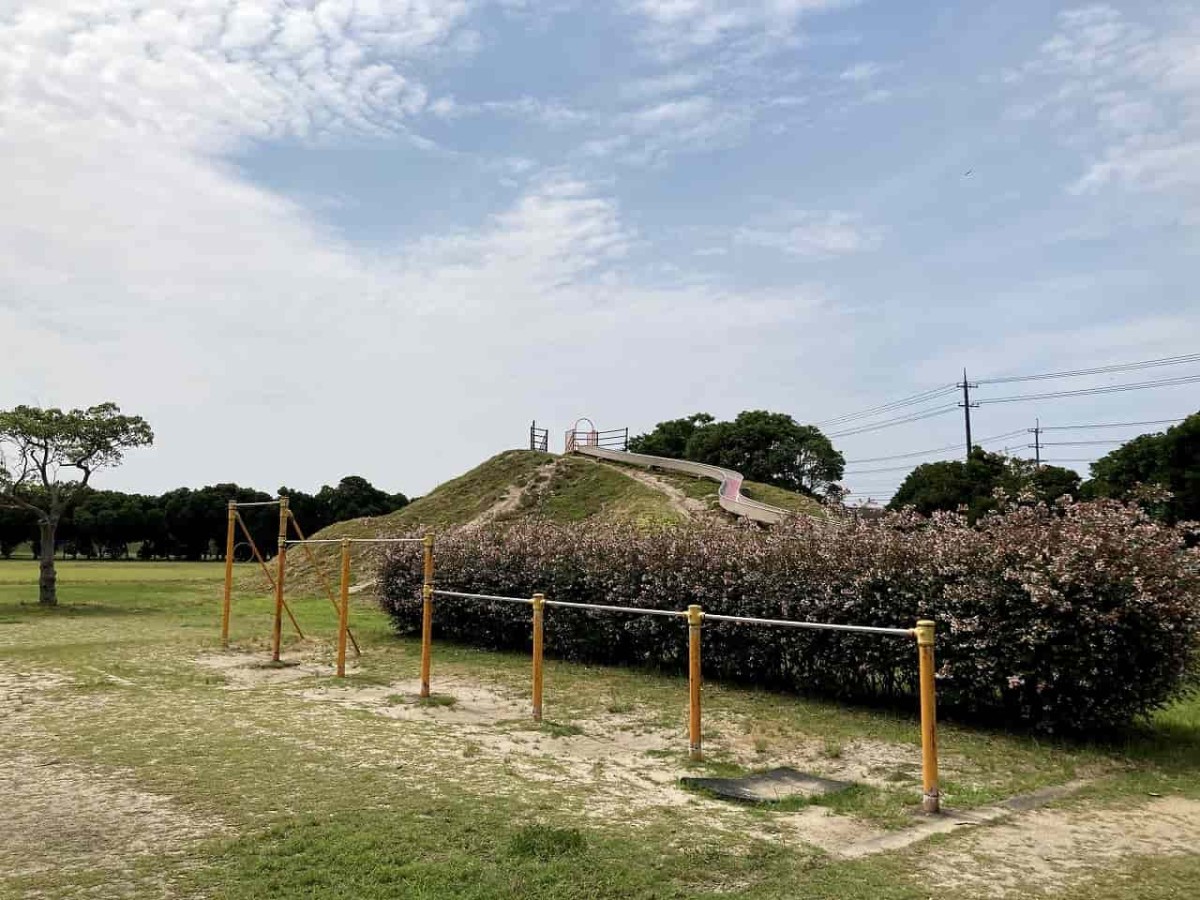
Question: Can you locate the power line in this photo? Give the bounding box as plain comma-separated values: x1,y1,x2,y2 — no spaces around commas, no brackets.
814,385,958,428
976,373,1200,405
1041,418,1184,431
977,353,1200,385
844,429,1028,473
827,404,959,439
1039,439,1124,447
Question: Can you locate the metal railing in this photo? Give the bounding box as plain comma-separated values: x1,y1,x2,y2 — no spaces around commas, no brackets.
421,575,941,814
564,426,628,453
530,420,549,452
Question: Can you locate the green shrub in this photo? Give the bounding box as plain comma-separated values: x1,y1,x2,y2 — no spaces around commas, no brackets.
378,500,1200,733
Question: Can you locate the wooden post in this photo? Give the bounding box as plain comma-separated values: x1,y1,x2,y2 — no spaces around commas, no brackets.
272,497,289,663
688,604,703,761
221,501,235,647
337,539,351,678
532,593,545,721
420,533,434,698
916,620,940,814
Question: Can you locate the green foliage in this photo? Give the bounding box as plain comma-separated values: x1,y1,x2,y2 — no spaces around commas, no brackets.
380,501,1200,733
0,402,154,603
630,409,844,495
889,449,1079,520
627,412,713,457
1085,412,1200,523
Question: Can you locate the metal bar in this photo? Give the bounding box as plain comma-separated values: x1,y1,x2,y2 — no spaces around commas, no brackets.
337,540,351,678
433,589,534,605
542,599,686,618
272,498,289,662
688,605,703,761
221,502,235,647
532,593,545,722
420,534,434,699
235,512,275,591
289,514,360,656
235,512,303,639
284,538,426,545
916,620,940,814
231,500,282,508
704,613,914,637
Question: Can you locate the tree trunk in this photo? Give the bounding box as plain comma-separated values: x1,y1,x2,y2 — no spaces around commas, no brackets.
38,518,57,606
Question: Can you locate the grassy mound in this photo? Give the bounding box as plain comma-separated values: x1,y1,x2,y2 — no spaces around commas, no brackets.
271,451,683,593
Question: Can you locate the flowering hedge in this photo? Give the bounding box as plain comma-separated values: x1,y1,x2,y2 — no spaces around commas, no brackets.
378,500,1200,733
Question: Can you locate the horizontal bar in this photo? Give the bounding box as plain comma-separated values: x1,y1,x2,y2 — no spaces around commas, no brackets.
542,599,686,618
704,613,914,637
233,500,282,507
433,589,533,605
284,537,426,545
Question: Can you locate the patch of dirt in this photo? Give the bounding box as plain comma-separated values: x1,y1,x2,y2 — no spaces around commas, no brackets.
296,675,883,851
0,753,226,884
924,796,1200,897
0,670,75,710
196,652,347,689
721,721,922,792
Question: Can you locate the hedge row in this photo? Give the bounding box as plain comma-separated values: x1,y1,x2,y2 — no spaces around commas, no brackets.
378,499,1200,733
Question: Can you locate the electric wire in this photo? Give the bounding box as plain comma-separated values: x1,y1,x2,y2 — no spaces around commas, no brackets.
1041,418,1184,431
976,373,1200,405
826,404,959,439
814,385,958,429
976,353,1200,385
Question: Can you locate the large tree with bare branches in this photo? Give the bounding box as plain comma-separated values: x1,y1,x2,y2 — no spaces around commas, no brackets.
0,404,153,605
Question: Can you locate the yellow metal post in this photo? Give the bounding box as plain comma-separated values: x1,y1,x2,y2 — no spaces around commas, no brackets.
221,501,235,647
688,604,703,761
272,497,289,663
915,619,940,814
419,533,434,698
532,593,545,721
337,539,351,678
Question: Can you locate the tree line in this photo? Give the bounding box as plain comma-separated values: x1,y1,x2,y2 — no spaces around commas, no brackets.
0,475,409,561
630,408,1199,523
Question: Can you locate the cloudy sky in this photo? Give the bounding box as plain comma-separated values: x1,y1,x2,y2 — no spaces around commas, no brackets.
2,1,1197,501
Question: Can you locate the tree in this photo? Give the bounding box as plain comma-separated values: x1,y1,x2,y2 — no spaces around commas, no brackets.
889,449,1079,521
316,475,408,523
685,410,844,495
0,505,34,559
1084,412,1200,522
628,413,714,458
0,404,153,605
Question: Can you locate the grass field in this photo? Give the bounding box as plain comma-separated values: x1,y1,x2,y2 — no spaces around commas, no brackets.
2,560,1199,899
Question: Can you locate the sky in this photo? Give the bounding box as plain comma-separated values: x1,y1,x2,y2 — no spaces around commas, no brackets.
2,1,1198,502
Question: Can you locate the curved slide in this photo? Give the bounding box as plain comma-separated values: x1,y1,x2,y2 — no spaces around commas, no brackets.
572,446,791,525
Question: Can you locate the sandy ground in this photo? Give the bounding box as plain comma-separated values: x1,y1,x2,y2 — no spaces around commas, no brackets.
0,670,227,896
925,795,1200,897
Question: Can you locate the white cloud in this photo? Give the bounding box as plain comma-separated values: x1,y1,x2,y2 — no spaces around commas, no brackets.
734,211,880,257
839,61,881,82
625,0,854,59
0,0,837,493
1016,5,1200,195
0,0,471,151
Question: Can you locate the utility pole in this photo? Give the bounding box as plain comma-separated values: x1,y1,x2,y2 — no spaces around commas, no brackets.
957,368,979,460
1027,418,1042,468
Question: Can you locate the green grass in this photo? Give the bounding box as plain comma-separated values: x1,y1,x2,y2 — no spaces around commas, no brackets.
2,559,1198,899
522,456,683,524
741,480,826,517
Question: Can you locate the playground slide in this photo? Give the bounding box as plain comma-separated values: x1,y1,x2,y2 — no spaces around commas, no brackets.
572,445,791,525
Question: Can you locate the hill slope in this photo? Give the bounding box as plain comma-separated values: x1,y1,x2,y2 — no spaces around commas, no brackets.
270,449,821,594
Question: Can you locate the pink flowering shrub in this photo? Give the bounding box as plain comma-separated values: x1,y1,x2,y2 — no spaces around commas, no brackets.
378,499,1200,733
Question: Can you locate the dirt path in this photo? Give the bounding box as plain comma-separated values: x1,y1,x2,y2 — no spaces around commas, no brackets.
597,461,704,520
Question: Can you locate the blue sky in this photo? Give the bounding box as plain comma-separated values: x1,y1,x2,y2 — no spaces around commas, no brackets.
1,1,1197,501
